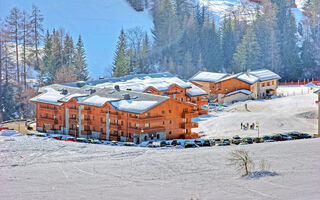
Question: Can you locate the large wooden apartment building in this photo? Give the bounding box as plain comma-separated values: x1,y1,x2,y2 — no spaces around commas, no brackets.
190,69,281,103
62,72,209,114
31,84,199,143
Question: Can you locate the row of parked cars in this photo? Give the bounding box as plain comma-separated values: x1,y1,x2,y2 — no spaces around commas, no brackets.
26,131,313,148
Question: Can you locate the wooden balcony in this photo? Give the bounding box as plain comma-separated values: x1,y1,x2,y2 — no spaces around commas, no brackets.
182,111,198,118
181,122,198,129
69,118,78,124
128,116,165,122
82,109,92,114
81,130,91,135
82,119,91,125
128,126,165,133
40,117,59,124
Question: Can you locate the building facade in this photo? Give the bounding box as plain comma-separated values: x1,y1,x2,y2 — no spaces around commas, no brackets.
32,85,199,143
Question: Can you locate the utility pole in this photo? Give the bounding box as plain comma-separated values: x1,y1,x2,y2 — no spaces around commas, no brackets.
256,121,260,138
315,90,320,137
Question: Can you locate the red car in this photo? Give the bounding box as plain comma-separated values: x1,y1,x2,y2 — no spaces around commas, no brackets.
64,137,76,142
0,127,9,131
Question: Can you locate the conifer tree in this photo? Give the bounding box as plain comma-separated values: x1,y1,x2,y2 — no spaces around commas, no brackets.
30,4,44,71
63,33,74,66
74,35,89,81
112,29,129,77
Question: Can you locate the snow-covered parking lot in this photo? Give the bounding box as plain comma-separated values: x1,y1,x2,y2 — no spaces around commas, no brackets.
1,131,320,200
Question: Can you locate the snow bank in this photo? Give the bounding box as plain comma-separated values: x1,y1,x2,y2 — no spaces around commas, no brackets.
0,130,21,137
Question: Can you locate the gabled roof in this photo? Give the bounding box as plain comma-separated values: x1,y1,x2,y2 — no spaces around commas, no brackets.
215,72,259,85
189,71,229,83
249,69,281,81
186,84,208,97
223,89,252,98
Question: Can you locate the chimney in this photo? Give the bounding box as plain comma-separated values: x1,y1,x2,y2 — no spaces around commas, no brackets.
61,89,68,95
90,89,96,94
124,93,130,100
114,85,120,91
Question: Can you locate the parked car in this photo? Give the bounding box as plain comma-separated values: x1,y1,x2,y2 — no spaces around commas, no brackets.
298,133,312,139
194,139,203,147
0,126,9,131
216,143,227,146
232,135,242,145
243,137,253,144
64,137,76,142
222,139,231,145
88,139,102,144
35,133,47,137
171,139,181,146
110,141,118,146
123,142,136,146
271,135,282,141
51,135,63,140
147,142,161,148
76,138,88,143
213,138,222,146
288,132,301,140
160,141,167,147
203,139,212,147
262,135,274,142
253,137,263,143
26,132,35,136
184,141,199,148
278,134,292,140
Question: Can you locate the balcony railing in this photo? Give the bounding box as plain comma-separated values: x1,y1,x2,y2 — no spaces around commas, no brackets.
182,111,198,118
128,115,165,122
128,126,165,133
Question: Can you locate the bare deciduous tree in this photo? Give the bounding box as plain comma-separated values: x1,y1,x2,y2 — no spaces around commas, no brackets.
53,65,77,84
228,148,254,176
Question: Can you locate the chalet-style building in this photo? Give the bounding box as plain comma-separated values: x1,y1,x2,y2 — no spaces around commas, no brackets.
31,84,199,143
315,89,320,136
62,72,209,114
190,69,281,103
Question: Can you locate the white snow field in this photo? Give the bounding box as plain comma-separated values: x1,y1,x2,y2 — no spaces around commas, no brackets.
0,131,320,200
193,86,318,138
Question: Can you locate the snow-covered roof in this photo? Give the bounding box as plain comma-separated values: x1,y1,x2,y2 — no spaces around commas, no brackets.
59,93,89,102
314,89,320,94
186,84,208,97
249,69,281,81
95,76,191,92
223,89,252,97
237,73,259,84
80,95,119,107
110,100,159,113
189,71,229,83
30,88,65,105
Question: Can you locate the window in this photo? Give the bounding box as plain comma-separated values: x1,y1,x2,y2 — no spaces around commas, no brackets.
121,131,124,136
267,82,270,86
144,135,147,141
183,108,188,112
261,83,265,87
135,123,139,128
121,121,124,125
169,131,172,135
135,114,139,118
145,123,150,128
180,98,183,101
169,120,172,124
145,113,150,117
129,122,132,127
53,115,56,120
44,123,50,129
101,128,103,133
72,114,76,119
100,117,103,122
169,110,172,113
162,110,165,114
272,81,274,85
162,121,165,125
115,120,118,125
157,134,160,139
93,116,95,120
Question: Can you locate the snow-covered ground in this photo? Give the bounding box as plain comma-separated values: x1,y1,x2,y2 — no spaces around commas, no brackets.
0,130,320,200
193,86,318,138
